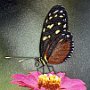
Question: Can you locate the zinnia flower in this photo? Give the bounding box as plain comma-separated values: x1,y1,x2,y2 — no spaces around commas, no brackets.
11,71,87,90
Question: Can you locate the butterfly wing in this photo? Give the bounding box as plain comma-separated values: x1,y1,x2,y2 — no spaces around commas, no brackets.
39,5,74,64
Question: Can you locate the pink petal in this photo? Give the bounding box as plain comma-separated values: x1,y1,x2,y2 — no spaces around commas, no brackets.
11,80,27,87
47,71,55,76
56,72,65,79
67,84,86,90
28,71,41,81
11,73,38,88
61,76,87,90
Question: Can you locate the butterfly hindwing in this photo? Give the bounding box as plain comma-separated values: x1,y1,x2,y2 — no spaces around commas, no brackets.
39,5,73,64
48,32,73,64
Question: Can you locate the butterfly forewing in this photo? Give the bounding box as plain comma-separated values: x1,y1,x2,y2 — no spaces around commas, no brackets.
40,5,73,64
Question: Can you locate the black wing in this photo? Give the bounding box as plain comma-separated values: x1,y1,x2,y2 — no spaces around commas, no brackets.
39,5,73,64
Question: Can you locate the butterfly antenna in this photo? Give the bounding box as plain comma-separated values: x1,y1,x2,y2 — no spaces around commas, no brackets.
5,56,38,59
5,56,40,64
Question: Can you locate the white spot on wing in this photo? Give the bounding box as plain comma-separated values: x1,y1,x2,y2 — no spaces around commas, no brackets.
49,16,53,20
72,48,74,50
48,35,51,38
53,10,59,14
58,22,61,25
63,29,66,31
59,15,64,18
55,30,60,34
42,35,51,41
60,39,63,42
54,14,58,17
42,36,48,41
62,34,65,36
63,24,66,28
43,28,45,32
68,56,71,58
63,13,65,16
71,51,73,53
63,18,66,22
60,10,63,13
47,24,54,29
46,19,48,23
49,13,51,16
67,35,70,38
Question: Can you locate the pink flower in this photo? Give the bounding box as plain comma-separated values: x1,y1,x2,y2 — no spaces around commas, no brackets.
11,71,87,90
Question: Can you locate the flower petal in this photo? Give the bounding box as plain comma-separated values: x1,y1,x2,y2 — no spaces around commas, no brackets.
67,84,86,90
28,71,41,81
11,80,27,87
56,72,65,79
46,71,55,76
61,76,86,90
11,73,38,88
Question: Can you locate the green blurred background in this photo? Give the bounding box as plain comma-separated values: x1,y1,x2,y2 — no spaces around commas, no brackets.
0,0,90,90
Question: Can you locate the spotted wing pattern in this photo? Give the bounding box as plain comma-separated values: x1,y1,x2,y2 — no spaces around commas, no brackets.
39,5,74,64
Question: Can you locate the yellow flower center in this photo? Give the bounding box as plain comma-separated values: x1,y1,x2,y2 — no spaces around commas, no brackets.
38,74,61,90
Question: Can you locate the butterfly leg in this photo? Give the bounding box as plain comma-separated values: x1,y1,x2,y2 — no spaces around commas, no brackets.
37,64,55,74
36,65,45,74
46,64,55,73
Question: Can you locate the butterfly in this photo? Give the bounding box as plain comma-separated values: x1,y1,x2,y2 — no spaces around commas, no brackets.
34,5,74,73
5,5,74,73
